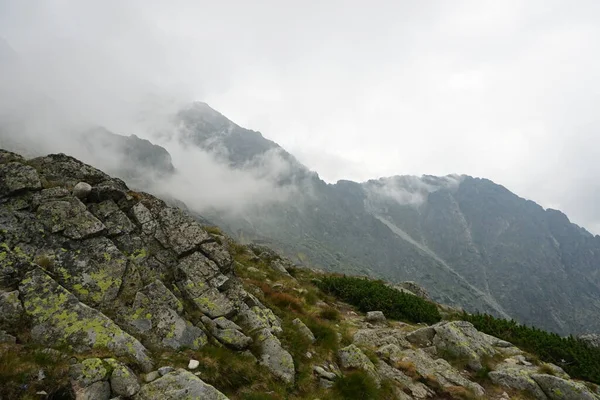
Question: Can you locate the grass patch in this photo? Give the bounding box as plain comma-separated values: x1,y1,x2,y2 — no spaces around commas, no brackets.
332,370,380,400
318,307,341,321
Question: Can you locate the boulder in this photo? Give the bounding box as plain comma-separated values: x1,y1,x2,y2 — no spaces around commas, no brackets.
365,311,386,323
432,321,499,370
75,381,111,400
579,333,600,349
88,200,135,236
337,344,379,383
69,358,110,388
0,330,17,344
489,369,548,400
406,326,436,347
108,362,141,397
72,182,92,199
353,328,411,349
157,207,213,256
37,197,105,239
292,318,316,343
0,290,24,328
0,162,41,197
124,282,207,351
255,328,295,384
135,368,230,400
20,268,153,372
532,374,599,400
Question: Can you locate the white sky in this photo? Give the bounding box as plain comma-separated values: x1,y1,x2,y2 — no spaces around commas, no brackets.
1,1,600,232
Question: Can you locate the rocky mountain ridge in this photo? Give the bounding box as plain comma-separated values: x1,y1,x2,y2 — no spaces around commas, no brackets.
1,147,600,399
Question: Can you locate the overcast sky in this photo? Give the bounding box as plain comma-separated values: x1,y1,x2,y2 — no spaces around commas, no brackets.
1,1,600,232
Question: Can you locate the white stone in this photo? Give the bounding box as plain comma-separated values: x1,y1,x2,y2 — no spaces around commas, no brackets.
188,359,200,370
72,182,92,199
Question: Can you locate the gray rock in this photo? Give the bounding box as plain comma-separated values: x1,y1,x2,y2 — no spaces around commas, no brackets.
0,330,17,344
292,318,316,343
432,321,498,371
89,180,128,203
73,182,92,199
175,252,234,318
365,311,386,323
144,371,160,383
20,268,154,372
532,374,599,400
37,197,105,239
237,306,283,336
158,367,175,376
88,200,135,236
353,328,411,349
123,282,207,351
337,344,379,383
395,281,431,300
74,381,111,400
406,326,436,347
396,348,485,397
0,290,24,327
157,207,213,256
69,358,110,387
579,333,600,349
0,162,41,197
213,317,243,331
51,237,128,307
319,377,335,389
200,241,233,272
313,365,337,380
255,328,295,384
110,363,141,397
135,368,230,400
28,153,111,188
489,369,548,400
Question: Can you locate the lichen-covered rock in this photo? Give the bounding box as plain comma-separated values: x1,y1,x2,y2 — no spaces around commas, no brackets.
69,358,110,388
89,180,128,203
88,200,135,236
135,369,230,400
337,344,379,383
200,241,233,272
406,325,436,347
377,360,433,399
255,328,295,384
109,362,141,397
124,289,207,351
396,348,485,397
395,281,431,300
489,369,548,400
20,268,153,371
28,153,112,187
73,182,92,199
292,318,316,343
157,208,213,256
175,251,234,318
75,380,111,400
237,306,283,335
532,374,599,400
0,161,41,197
353,328,411,349
0,289,24,327
432,321,500,371
366,311,386,323
37,197,105,239
201,316,252,350
51,237,128,307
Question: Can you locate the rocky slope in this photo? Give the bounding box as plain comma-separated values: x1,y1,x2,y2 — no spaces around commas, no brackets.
1,148,599,400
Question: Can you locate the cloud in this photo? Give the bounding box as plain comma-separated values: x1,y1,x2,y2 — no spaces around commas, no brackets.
1,1,600,232
365,175,464,207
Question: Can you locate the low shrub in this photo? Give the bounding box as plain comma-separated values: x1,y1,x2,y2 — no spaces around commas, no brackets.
318,307,341,321
316,276,441,324
333,370,380,400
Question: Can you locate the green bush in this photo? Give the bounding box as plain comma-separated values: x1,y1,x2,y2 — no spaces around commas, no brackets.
464,313,600,385
316,276,441,324
333,370,380,400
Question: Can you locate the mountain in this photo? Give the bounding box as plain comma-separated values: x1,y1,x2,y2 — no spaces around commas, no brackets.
166,103,600,336
2,147,600,400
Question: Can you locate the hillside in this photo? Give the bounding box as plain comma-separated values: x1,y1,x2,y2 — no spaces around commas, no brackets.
2,147,600,400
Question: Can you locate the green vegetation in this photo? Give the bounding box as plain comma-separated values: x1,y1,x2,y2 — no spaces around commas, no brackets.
464,313,600,385
332,370,383,400
316,276,441,324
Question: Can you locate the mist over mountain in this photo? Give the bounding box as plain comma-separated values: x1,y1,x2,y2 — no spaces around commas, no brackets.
3,99,596,336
